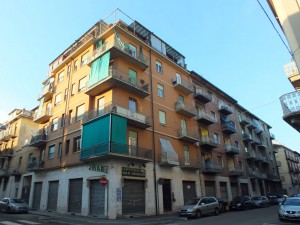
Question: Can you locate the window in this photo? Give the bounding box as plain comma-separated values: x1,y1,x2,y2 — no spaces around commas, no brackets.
128,131,137,156
128,44,137,58
208,91,213,102
81,52,89,66
54,93,62,106
74,60,78,71
75,104,85,121
67,65,71,76
51,118,58,131
97,97,105,115
73,136,81,153
159,110,166,125
128,69,137,85
211,111,215,119
68,110,73,124
48,145,55,159
156,60,163,73
217,155,223,166
64,88,68,101
158,84,164,98
58,142,62,157
234,141,239,148
71,84,75,96
129,98,137,112
58,71,64,83
78,77,86,92
183,145,190,165
65,139,70,155
213,133,219,144
61,114,65,128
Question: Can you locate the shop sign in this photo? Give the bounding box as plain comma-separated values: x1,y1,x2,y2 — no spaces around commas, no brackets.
89,164,108,173
122,167,145,177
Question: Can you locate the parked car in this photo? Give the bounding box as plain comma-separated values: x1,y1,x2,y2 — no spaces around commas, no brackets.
178,196,220,218
278,197,300,221
276,195,288,204
229,196,253,210
291,193,300,197
251,196,270,208
266,194,277,205
0,198,28,213
214,197,228,212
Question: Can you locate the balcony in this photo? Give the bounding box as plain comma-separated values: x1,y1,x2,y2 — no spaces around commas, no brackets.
202,160,223,174
218,103,233,115
85,66,150,98
10,169,21,177
30,132,47,147
248,169,260,178
196,112,216,125
228,167,243,177
177,128,199,143
38,83,54,101
221,121,236,134
252,136,260,145
83,102,151,129
193,88,212,103
242,133,253,143
270,133,275,140
224,144,240,155
172,76,193,95
273,148,278,153
1,130,17,141
284,61,300,89
27,160,44,171
7,109,33,123
258,140,267,149
239,114,250,125
179,157,200,170
0,168,9,178
87,37,149,71
80,142,153,163
199,136,218,150
33,108,52,124
247,120,256,130
246,151,256,160
254,153,263,162
175,101,197,118
261,156,270,164
0,149,13,158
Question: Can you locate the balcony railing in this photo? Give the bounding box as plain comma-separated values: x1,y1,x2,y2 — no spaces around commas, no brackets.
239,114,250,125
83,102,151,129
7,109,33,123
218,103,233,115
0,168,9,177
228,167,243,176
175,101,197,118
33,108,52,124
87,37,149,71
221,121,236,134
224,144,240,155
196,112,217,125
270,133,275,140
280,91,300,131
172,76,193,95
38,83,55,102
27,160,44,171
158,152,179,167
284,61,299,78
0,149,13,158
242,133,253,143
258,140,267,149
85,66,150,98
80,142,153,162
252,136,260,145
177,128,199,143
30,131,47,147
193,88,212,103
202,160,223,174
1,130,17,141
246,151,256,160
199,136,218,150
179,157,200,170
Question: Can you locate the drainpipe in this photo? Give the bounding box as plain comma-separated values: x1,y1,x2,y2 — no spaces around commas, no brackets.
149,49,158,215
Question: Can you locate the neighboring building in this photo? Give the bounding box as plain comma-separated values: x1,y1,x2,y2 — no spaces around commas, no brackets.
273,140,300,195
0,9,281,219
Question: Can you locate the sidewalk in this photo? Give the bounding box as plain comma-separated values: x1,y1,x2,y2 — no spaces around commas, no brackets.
29,210,183,225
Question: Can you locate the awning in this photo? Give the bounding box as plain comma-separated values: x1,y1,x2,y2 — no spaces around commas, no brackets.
159,138,179,165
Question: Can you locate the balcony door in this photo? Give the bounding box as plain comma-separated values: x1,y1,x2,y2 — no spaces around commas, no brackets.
181,119,187,136
183,145,190,165
176,73,182,84
128,69,137,86
129,98,137,118
128,131,137,156
97,97,105,115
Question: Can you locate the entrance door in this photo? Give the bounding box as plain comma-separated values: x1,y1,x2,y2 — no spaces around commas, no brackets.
89,180,105,216
32,182,42,209
231,182,238,198
68,178,83,213
182,181,196,204
220,182,228,201
162,179,172,212
122,179,145,215
241,183,249,196
205,181,215,196
47,181,59,211
21,186,30,204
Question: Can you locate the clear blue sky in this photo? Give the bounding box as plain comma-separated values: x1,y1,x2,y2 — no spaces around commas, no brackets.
0,0,297,151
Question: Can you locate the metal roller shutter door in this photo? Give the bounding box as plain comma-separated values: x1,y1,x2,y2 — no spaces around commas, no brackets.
220,182,228,201
47,181,59,211
182,181,196,204
122,179,145,215
68,178,83,213
231,182,238,198
90,180,105,216
205,181,216,196
32,182,42,209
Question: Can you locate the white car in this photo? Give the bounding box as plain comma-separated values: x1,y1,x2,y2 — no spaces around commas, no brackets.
278,197,300,221
0,198,29,213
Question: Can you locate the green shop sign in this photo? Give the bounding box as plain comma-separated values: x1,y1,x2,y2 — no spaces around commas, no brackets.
122,167,146,177
89,164,108,173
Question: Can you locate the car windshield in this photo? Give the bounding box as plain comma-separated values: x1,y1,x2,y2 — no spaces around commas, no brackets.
252,197,261,200
185,198,199,205
10,199,25,203
283,198,300,206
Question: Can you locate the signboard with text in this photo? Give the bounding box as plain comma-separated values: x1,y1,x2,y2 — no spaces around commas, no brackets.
122,167,146,177
89,164,108,173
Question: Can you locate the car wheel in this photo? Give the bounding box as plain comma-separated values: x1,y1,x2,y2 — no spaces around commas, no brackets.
196,210,202,218
214,208,220,216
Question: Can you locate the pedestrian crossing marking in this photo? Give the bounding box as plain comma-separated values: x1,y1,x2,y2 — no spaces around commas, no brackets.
0,221,22,225
17,220,40,224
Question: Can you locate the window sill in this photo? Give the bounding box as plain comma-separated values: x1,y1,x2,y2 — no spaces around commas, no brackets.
160,123,167,127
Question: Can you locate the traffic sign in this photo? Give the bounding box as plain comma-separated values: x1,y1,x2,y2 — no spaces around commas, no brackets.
99,177,108,186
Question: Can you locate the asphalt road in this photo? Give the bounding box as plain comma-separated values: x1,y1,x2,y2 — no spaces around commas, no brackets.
0,206,298,225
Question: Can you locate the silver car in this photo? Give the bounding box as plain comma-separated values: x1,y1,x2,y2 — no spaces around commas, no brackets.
0,198,29,213
278,197,300,221
178,196,220,218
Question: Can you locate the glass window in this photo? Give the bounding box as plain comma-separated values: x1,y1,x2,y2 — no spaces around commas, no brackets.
58,142,62,157
78,77,86,92
71,84,75,96
158,84,164,98
51,118,58,131
58,71,64,83
156,60,163,73
159,110,166,125
76,104,85,121
128,44,137,58
73,136,81,153
128,69,137,86
61,114,65,128
48,145,55,159
67,65,71,76
64,88,68,100
65,139,70,155
214,133,219,144
81,52,89,66
68,110,73,124
74,60,78,71
129,98,137,112
54,93,62,105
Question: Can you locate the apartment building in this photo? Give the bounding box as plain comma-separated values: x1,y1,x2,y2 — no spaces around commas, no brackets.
0,9,280,219
273,140,300,195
